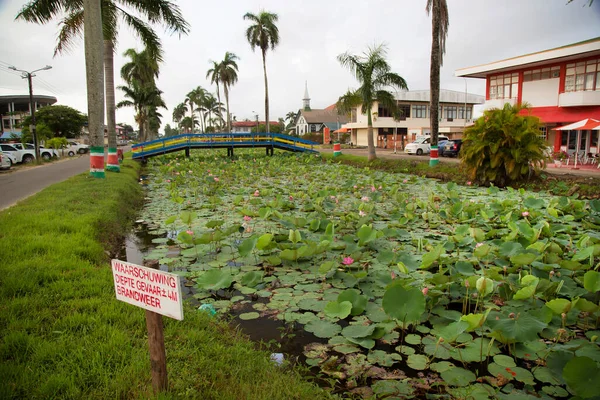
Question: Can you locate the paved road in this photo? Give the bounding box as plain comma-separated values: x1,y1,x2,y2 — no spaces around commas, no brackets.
0,155,90,211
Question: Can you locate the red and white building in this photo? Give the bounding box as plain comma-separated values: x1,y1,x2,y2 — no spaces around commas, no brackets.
456,37,600,156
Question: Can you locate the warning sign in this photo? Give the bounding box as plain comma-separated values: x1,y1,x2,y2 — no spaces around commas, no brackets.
111,259,183,320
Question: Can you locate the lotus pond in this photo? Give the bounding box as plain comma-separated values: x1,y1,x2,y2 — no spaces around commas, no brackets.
136,150,600,399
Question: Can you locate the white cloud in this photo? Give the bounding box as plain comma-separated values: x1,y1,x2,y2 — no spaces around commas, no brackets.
0,0,598,129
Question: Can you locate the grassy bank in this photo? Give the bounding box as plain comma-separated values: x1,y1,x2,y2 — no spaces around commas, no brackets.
321,152,600,198
0,160,332,399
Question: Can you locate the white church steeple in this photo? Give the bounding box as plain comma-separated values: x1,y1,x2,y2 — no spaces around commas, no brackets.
303,81,311,111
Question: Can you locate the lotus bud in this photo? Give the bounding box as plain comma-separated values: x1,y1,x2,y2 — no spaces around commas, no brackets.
465,280,470,288
422,287,429,296
549,270,555,277
561,313,566,320
509,313,515,319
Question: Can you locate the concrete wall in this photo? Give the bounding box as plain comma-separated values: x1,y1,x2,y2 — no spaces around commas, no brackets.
522,79,559,107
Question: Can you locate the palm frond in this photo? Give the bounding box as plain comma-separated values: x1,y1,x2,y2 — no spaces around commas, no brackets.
53,9,84,56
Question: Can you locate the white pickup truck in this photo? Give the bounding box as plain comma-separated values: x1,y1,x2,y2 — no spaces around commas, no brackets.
0,143,35,163
62,141,90,156
12,143,59,160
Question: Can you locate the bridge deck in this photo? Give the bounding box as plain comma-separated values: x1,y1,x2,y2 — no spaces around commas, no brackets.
132,133,318,160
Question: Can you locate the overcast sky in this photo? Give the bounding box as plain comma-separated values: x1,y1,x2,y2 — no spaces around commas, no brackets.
1,0,599,129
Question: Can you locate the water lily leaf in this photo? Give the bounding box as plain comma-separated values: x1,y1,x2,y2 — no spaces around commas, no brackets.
562,356,600,399
346,337,376,349
493,354,516,368
195,269,233,290
487,312,547,344
573,297,599,313
357,224,377,246
533,367,561,385
406,354,428,370
513,284,537,300
240,271,263,288
367,350,402,367
584,270,600,293
255,233,274,250
405,334,421,345
297,298,327,312
341,324,376,339
371,379,413,397
324,301,352,319
238,236,257,257
421,244,445,269
439,320,469,343
545,298,572,315
524,197,545,209
454,261,475,275
499,241,523,257
333,344,360,354
319,261,335,274
238,312,260,320
510,251,538,266
179,211,196,225
337,289,368,316
430,361,455,373
304,319,342,338
573,245,595,262
440,367,476,387
541,386,569,398
382,285,425,324
460,313,486,332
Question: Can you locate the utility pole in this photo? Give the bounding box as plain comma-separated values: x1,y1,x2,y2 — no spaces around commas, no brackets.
9,65,52,161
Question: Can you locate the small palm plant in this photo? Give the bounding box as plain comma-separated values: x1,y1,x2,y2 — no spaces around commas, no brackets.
460,103,547,187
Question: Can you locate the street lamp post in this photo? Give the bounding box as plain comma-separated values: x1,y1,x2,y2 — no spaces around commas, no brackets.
9,65,52,161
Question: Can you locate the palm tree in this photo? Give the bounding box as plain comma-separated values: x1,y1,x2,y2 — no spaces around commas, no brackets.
186,86,208,133
201,94,225,132
337,44,408,161
218,52,239,132
17,0,189,172
426,0,449,167
206,60,222,106
172,102,187,130
82,0,105,178
244,10,279,134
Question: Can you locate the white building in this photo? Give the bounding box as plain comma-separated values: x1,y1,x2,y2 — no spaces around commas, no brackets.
0,94,57,139
344,89,484,148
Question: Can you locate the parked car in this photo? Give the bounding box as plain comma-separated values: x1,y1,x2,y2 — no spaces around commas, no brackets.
442,139,464,157
437,139,449,156
0,152,12,170
62,141,90,156
12,143,59,160
404,135,449,155
0,144,35,164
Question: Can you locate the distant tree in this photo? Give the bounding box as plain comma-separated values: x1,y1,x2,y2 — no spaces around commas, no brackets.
426,0,449,167
21,122,53,143
172,102,188,130
179,116,197,133
244,10,280,133
337,44,408,160
251,123,282,134
186,86,208,133
218,52,239,132
285,111,297,129
21,105,87,138
460,103,547,187
164,123,179,137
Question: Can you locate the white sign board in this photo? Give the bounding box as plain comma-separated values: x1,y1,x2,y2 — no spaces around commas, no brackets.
111,259,184,320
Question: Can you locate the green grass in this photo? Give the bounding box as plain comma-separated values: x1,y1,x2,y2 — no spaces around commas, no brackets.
0,161,333,400
322,152,600,198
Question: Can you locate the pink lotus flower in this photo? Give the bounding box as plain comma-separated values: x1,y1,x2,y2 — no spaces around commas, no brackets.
186,230,193,235
289,195,294,201
361,196,370,202
422,287,429,296
243,216,252,222
253,190,260,197
371,186,376,192
342,257,354,265
403,179,408,183
353,185,358,189
214,177,219,182
467,181,472,186
522,211,529,217
476,242,484,248
465,280,470,288
166,179,171,183
359,210,366,217
391,271,397,280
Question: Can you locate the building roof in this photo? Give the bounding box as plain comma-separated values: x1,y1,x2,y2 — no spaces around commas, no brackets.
300,107,349,124
394,89,485,104
0,94,57,105
456,37,600,79
232,120,279,127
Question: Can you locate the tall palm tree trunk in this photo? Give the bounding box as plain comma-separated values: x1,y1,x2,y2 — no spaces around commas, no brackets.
84,0,105,178
224,85,231,132
429,0,441,167
104,40,120,172
189,102,194,133
367,111,376,161
262,50,270,134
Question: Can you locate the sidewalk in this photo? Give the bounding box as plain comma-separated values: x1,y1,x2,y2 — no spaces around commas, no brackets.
323,147,600,178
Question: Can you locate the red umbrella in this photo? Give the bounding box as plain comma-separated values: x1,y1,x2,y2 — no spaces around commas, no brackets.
552,119,600,168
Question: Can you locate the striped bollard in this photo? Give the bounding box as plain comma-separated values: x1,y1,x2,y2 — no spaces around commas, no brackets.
429,145,439,166
333,142,342,157
90,146,105,178
106,147,120,172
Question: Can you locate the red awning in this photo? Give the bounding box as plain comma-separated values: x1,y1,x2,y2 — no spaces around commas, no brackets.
519,106,600,124
553,118,600,131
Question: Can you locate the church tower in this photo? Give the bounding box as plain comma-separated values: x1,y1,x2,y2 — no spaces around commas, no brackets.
303,81,311,111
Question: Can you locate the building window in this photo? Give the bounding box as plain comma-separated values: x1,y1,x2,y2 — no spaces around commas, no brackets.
377,106,392,118
310,124,316,133
565,59,600,92
351,109,357,123
523,66,560,82
538,126,547,141
489,73,519,99
458,107,472,120
412,105,428,118
445,106,457,120
397,104,411,119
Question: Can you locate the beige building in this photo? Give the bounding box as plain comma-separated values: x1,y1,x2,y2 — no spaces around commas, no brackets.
344,89,484,148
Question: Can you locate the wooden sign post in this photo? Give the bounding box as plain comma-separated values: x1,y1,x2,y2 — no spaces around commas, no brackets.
111,259,183,394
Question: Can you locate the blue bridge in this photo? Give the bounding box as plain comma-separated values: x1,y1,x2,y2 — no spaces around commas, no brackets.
132,133,318,160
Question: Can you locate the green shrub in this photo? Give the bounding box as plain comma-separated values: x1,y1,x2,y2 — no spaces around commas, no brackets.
460,103,547,187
